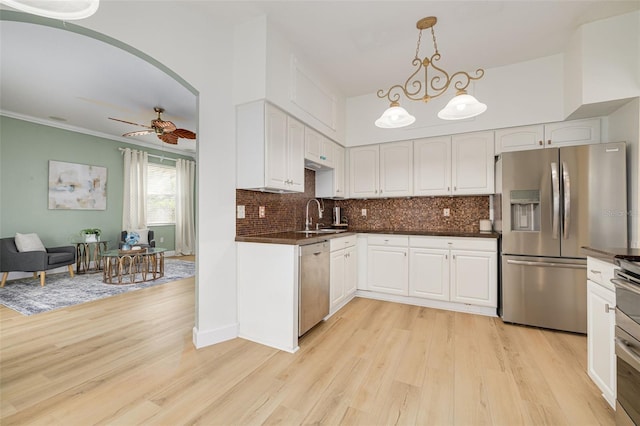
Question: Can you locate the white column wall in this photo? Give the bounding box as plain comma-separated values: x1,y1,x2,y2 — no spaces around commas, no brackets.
82,1,239,347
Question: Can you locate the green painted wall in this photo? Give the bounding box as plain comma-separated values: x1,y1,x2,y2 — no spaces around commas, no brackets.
0,115,192,250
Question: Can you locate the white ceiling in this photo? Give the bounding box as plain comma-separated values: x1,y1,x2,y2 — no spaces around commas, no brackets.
1,1,639,155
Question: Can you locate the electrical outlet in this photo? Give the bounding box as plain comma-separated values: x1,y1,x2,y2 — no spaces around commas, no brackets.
443,208,450,217
361,209,367,217
159,237,164,243
237,205,245,219
259,206,266,218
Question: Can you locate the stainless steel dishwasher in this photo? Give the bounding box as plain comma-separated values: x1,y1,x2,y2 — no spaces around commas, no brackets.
298,241,330,336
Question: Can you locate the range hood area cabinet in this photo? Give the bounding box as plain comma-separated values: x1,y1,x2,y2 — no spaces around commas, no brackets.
413,131,495,197
305,127,346,199
348,141,414,198
494,118,601,154
237,101,305,193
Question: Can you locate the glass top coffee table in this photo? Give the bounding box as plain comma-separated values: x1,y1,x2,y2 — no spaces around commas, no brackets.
102,247,167,284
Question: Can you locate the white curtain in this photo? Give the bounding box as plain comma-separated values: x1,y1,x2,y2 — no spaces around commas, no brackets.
122,148,148,231
175,158,196,255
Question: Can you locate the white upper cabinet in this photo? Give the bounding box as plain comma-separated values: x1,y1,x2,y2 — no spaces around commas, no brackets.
237,101,304,192
495,125,545,153
495,118,601,153
349,141,413,198
348,145,380,198
413,136,452,196
304,127,334,168
451,131,495,195
379,141,413,197
544,118,601,148
316,142,346,199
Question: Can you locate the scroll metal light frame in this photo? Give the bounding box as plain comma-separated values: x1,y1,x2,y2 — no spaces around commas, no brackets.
376,16,486,125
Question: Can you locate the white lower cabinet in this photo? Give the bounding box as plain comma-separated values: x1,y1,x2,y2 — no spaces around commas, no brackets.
364,235,497,313
586,256,617,408
366,235,409,295
330,236,358,314
409,237,497,309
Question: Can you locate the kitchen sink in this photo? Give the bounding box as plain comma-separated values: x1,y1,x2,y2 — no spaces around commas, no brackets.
294,229,348,234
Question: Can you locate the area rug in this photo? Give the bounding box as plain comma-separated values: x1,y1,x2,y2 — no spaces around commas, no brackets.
0,259,195,316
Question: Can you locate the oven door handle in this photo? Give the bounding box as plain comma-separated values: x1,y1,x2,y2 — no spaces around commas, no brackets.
611,278,640,296
616,337,640,372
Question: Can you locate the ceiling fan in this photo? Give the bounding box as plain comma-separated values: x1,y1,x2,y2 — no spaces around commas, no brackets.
109,107,196,145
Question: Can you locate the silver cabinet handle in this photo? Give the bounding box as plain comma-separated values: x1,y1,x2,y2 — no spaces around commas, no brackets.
507,259,586,269
551,162,560,239
590,269,602,274
539,140,543,146
605,303,615,313
562,161,571,240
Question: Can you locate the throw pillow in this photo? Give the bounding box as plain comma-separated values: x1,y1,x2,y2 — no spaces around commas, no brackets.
131,229,149,245
15,233,46,252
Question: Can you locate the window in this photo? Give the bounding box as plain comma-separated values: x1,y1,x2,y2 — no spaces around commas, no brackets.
147,163,176,224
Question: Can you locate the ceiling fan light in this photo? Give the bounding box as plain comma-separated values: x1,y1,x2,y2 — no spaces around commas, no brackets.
437,93,487,120
0,0,99,20
374,104,416,129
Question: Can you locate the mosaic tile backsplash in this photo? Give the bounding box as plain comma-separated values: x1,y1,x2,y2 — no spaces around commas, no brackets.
236,169,490,236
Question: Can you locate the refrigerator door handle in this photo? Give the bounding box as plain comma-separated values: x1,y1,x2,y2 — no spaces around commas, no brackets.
551,162,560,239
562,161,571,240
506,259,587,269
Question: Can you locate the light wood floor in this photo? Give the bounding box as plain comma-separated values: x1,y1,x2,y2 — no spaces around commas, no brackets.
1,271,614,425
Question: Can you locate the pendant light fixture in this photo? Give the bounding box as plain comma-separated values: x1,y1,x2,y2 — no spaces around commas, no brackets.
0,0,99,20
375,16,486,128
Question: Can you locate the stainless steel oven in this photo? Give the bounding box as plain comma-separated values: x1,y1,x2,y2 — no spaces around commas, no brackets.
612,258,640,426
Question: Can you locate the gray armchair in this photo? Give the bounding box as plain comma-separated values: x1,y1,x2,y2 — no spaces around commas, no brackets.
0,237,75,287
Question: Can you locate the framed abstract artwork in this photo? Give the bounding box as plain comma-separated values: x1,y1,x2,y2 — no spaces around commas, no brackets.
48,160,107,210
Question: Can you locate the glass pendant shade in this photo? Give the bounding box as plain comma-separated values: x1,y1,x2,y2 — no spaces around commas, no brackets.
0,0,99,20
437,92,487,120
374,104,416,128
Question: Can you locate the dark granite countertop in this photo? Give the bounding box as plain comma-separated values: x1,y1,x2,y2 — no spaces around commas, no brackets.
236,229,500,245
581,246,640,263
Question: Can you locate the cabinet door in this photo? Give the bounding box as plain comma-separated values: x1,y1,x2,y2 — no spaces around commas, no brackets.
450,249,497,307
287,116,305,192
333,144,345,196
330,249,346,311
344,245,357,296
367,245,408,295
413,136,452,196
409,248,449,301
587,280,616,407
451,131,495,195
304,127,322,164
349,145,380,198
544,118,601,148
265,105,289,190
380,141,413,197
495,125,544,153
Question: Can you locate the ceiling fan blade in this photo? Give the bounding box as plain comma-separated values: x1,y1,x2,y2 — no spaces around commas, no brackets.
173,128,196,139
109,117,151,129
123,130,154,137
158,133,179,145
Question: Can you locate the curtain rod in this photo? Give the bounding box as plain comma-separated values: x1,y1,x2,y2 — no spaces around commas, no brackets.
118,147,177,163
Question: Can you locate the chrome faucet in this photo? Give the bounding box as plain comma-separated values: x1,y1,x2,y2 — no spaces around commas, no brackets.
305,199,323,231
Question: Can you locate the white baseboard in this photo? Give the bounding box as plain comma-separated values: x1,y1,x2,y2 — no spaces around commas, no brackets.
355,290,498,317
192,323,239,349
237,333,300,354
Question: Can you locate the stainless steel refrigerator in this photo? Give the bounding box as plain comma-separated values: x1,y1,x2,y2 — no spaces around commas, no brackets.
500,142,627,333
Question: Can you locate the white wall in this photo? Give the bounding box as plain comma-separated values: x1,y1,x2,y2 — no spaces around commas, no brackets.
608,98,640,248
346,55,564,147
232,15,267,106
82,2,239,347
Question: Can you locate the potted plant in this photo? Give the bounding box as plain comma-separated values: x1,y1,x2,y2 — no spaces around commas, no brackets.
81,228,102,242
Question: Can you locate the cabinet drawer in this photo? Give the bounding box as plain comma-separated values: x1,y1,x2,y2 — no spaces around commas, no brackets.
587,257,617,291
410,236,496,251
368,235,408,246
330,235,357,251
